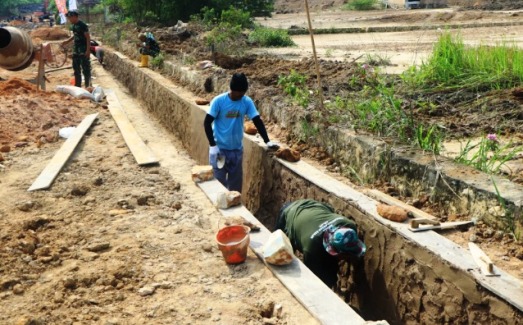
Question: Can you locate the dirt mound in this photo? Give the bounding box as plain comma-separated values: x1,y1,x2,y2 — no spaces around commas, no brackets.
0,78,97,152
31,27,70,41
274,0,346,13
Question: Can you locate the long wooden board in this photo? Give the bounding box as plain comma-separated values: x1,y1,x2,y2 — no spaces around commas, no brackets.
198,180,372,325
105,91,158,166
28,113,99,191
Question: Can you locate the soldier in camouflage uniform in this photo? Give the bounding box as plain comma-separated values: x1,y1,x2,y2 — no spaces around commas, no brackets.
62,11,91,88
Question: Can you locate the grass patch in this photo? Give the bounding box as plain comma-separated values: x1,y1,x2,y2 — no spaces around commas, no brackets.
248,26,295,47
403,31,523,92
344,0,382,10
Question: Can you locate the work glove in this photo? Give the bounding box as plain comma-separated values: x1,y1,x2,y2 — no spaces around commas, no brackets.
266,141,280,150
209,145,221,168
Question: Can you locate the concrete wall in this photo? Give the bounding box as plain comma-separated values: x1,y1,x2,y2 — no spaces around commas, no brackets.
103,50,523,324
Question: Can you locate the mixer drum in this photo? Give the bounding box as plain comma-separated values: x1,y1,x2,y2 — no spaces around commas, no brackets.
0,26,35,71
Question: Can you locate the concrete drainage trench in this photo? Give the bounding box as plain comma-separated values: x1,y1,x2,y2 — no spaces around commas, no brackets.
103,50,523,325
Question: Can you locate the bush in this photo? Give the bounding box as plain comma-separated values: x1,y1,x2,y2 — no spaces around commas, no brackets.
205,22,246,55
220,7,253,29
345,0,381,10
248,27,295,47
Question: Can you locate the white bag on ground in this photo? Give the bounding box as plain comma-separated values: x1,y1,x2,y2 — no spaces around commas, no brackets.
56,85,94,100
92,86,105,102
58,127,76,139
263,229,295,265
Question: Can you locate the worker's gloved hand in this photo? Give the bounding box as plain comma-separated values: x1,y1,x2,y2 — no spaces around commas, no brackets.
209,145,221,168
266,141,280,150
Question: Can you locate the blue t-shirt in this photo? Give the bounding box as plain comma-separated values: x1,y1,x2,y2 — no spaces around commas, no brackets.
208,92,259,150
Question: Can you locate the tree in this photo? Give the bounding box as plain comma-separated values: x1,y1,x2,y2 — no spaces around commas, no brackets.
0,0,41,16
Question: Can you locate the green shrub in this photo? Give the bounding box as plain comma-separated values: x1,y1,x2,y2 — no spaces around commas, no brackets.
150,53,165,69
248,27,295,47
205,22,246,55
220,6,253,29
278,70,310,108
345,0,380,10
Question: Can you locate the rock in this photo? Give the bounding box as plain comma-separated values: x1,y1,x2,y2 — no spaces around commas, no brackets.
86,242,111,253
376,204,409,222
244,121,257,135
263,229,294,265
469,234,478,242
224,216,261,232
195,98,210,105
0,145,10,153
137,194,155,206
275,148,300,162
63,277,78,290
494,230,504,240
138,285,156,296
16,201,41,212
93,177,104,186
263,318,277,325
202,243,213,253
53,291,64,303
191,165,214,183
216,191,242,209
483,228,495,238
71,185,89,196
260,301,275,318
171,201,182,210
12,284,24,295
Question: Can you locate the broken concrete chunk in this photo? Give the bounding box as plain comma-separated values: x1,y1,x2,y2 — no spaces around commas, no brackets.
138,285,156,296
195,98,210,105
244,121,257,135
263,229,294,266
216,191,241,209
376,204,409,222
191,165,214,183
275,148,300,162
224,216,260,232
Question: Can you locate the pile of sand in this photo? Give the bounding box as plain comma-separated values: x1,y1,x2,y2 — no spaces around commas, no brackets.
31,27,70,41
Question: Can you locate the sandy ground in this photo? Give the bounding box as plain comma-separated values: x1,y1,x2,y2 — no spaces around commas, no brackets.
256,9,523,73
0,63,318,324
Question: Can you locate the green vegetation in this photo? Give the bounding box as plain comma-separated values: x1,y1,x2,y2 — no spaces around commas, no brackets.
248,26,295,47
454,134,522,175
344,0,382,11
98,0,273,25
150,53,165,69
492,177,521,241
277,70,311,109
205,22,245,55
403,32,523,92
0,0,40,16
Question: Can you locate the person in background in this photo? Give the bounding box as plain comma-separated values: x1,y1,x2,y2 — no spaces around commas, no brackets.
204,73,279,193
89,40,104,65
61,11,90,88
276,199,366,288
137,32,160,68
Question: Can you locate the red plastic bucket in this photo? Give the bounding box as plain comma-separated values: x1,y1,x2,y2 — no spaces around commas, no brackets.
216,225,250,264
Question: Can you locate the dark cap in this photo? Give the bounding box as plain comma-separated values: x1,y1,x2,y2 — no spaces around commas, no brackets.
66,11,79,17
230,73,249,92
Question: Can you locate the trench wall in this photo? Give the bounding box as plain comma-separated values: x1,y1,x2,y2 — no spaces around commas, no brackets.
113,38,523,235
103,50,523,324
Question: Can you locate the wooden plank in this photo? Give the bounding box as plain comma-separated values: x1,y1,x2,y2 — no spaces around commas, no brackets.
409,220,474,232
363,188,438,221
198,180,370,325
469,242,500,277
28,113,99,191
105,91,158,166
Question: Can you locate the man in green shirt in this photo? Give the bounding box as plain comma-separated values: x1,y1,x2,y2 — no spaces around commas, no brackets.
62,11,91,88
276,199,366,288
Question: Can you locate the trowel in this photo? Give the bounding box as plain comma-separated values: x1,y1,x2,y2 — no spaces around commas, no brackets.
408,218,475,232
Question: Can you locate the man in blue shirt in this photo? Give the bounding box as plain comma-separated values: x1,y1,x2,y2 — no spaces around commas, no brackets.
204,73,278,193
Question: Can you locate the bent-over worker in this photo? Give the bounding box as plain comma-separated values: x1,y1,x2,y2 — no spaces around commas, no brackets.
137,32,160,68
276,199,366,288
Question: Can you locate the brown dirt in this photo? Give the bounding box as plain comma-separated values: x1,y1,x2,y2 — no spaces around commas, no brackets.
0,37,318,324
30,27,70,41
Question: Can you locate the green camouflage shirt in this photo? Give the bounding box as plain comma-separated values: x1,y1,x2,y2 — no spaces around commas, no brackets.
70,20,89,54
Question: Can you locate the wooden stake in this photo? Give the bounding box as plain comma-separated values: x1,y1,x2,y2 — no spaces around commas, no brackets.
304,0,325,112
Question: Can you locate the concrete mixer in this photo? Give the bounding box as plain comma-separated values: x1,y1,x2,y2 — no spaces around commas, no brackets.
0,26,67,90
0,26,35,71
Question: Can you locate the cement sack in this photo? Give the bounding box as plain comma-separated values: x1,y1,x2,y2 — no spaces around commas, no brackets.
92,86,105,102
263,229,294,266
191,165,214,183
216,191,241,209
56,85,95,100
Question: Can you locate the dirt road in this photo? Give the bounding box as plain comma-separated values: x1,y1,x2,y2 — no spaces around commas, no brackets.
0,64,317,324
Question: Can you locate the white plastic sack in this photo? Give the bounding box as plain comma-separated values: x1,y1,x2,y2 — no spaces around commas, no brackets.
58,126,76,139
263,229,294,266
92,86,105,102
56,85,94,100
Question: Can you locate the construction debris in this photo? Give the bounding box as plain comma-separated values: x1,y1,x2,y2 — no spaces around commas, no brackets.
191,165,214,182
376,204,409,222
275,147,301,162
263,229,294,266
216,190,242,209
